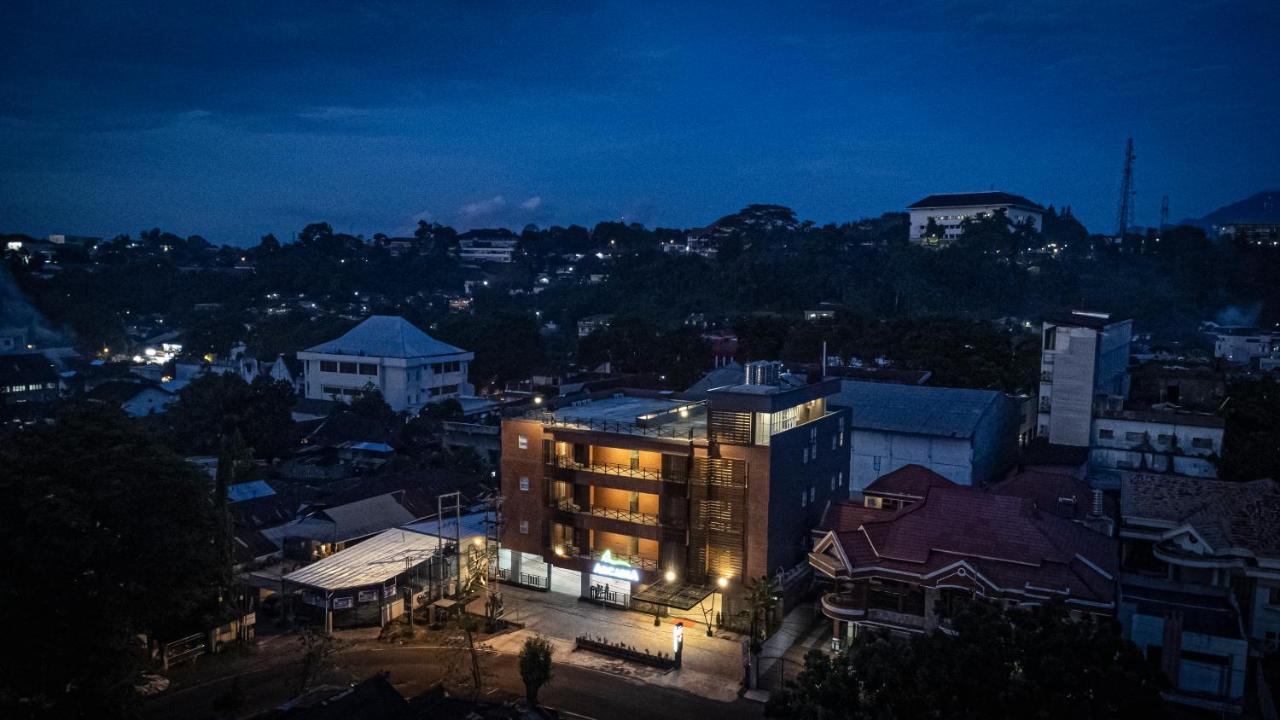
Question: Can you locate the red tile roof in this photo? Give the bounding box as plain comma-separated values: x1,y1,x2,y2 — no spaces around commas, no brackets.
991,469,1114,523
863,464,956,499
825,485,1117,606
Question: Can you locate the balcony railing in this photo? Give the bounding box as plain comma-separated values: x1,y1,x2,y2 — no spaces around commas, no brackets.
547,455,687,484
551,498,581,513
820,592,867,620
590,549,658,572
552,498,668,528
589,506,660,526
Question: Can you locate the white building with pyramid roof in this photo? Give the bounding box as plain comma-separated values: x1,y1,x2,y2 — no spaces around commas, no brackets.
299,316,473,412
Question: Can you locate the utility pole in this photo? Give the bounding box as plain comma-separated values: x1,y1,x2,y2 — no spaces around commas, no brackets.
1116,138,1136,241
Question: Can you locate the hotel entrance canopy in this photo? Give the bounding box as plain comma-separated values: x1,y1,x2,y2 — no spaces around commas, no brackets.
632,579,717,610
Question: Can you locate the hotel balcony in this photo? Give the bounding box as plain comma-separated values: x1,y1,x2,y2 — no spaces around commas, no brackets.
589,547,658,572
545,455,687,485
550,497,670,529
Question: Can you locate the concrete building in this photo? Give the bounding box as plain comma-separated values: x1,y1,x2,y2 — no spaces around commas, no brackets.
1037,310,1229,485
1118,476,1280,713
498,363,850,627
1038,311,1133,447
1207,326,1277,365
456,230,518,263
810,484,1117,649
299,316,473,413
1090,407,1224,480
1219,223,1280,247
0,352,60,405
830,380,1020,490
906,191,1044,247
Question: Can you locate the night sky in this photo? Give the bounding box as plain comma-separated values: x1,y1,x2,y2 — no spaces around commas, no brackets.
3,1,1277,245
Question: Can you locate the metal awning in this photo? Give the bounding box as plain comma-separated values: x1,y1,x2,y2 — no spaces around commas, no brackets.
632,580,717,610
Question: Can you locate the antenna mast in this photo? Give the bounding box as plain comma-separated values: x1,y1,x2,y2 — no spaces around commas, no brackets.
1116,138,1136,239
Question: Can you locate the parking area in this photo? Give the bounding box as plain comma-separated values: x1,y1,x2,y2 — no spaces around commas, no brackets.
475,583,745,678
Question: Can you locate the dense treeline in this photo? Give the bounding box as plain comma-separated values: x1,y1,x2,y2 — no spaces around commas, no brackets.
8,205,1280,393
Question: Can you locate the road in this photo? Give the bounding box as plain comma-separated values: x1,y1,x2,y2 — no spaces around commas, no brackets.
145,639,766,720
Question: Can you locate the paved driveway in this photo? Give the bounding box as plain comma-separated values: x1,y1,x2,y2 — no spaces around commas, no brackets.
472,583,749,699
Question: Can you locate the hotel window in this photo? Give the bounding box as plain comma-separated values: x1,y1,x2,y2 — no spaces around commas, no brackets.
802,447,809,463
1043,326,1057,351
358,363,378,376
519,476,529,491
1192,437,1214,449
838,471,844,486
1099,429,1114,439
1157,434,1174,445
519,520,529,535
800,491,807,508
320,360,338,372
1125,431,1144,442
518,434,529,450
832,435,838,450
339,362,357,374
830,474,836,490
809,487,816,502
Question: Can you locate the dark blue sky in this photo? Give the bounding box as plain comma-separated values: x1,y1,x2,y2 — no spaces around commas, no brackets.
2,1,1277,245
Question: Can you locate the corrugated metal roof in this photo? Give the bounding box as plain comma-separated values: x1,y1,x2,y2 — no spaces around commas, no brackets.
282,527,446,591
262,493,418,546
831,380,1001,439
227,480,276,503
303,315,468,359
282,513,488,591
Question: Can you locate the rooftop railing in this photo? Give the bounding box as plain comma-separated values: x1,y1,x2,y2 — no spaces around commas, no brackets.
525,405,704,440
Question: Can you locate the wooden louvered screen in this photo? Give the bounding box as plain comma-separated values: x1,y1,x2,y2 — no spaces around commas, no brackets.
687,457,746,584
708,410,753,445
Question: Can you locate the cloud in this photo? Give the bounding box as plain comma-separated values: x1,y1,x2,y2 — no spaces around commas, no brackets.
459,195,506,219
520,196,542,210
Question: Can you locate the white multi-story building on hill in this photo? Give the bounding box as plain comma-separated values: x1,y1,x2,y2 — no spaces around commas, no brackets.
907,191,1044,246
299,316,473,412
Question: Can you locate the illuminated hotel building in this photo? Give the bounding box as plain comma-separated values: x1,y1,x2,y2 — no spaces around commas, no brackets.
498,362,851,621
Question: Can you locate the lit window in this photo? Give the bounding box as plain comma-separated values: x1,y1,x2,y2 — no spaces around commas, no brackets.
800,491,807,508
809,487,815,502
519,476,529,491
518,435,528,450
519,520,529,534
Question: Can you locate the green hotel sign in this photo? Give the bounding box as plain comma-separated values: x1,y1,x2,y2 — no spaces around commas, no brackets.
592,549,641,582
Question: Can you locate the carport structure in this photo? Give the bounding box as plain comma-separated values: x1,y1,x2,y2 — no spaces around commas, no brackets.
282,526,449,633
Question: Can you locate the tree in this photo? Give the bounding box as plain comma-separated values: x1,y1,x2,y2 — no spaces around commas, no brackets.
0,403,226,718
766,600,1167,720
349,389,398,425
518,635,554,706
167,374,296,460
1218,377,1280,481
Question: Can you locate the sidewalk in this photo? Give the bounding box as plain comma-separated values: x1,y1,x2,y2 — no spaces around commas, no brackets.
756,602,826,682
